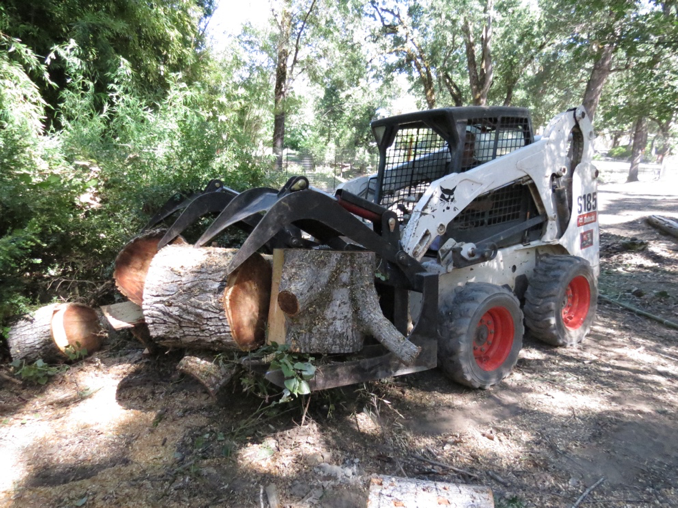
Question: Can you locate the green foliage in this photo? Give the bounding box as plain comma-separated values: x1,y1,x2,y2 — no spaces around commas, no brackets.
63,343,88,362
11,359,68,385
607,146,632,160
244,342,317,403
0,35,273,326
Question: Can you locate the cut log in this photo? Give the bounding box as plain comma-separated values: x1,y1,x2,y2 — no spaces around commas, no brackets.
647,215,678,240
114,229,186,305
177,354,238,397
269,249,421,364
367,475,494,508
51,303,104,356
8,303,103,363
100,301,144,330
143,244,271,351
8,304,62,363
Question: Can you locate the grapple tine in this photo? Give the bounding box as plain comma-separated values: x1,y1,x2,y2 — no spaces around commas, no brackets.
141,179,226,232
194,187,278,247
157,189,239,250
141,192,193,232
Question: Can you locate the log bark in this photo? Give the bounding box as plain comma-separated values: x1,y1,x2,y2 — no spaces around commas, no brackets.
177,354,238,398
114,229,186,305
368,475,494,507
270,249,420,364
8,304,62,363
51,303,104,355
143,245,271,351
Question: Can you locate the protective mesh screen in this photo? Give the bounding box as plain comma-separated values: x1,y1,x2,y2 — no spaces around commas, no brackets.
451,184,527,230
380,127,450,222
462,116,529,170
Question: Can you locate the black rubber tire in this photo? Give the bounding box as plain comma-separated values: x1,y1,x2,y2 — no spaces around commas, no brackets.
524,255,598,347
438,283,524,389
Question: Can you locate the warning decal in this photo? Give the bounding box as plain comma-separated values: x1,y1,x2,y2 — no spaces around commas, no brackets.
577,211,597,227
580,229,594,249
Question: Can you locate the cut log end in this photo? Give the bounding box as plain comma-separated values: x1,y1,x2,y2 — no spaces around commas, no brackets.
51,303,104,355
114,229,185,305
224,253,273,350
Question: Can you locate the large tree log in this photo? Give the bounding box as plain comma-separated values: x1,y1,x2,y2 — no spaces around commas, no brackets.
8,303,103,363
143,245,271,351
114,229,186,305
269,249,421,364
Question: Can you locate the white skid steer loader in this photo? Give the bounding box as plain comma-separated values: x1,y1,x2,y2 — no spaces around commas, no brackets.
150,105,599,390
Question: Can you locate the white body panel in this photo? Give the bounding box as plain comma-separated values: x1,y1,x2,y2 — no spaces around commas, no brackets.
399,106,599,278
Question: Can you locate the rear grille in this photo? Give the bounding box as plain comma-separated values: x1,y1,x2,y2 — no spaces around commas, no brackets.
379,127,450,222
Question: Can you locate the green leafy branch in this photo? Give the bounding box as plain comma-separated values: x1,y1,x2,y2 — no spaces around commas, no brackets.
11,359,68,385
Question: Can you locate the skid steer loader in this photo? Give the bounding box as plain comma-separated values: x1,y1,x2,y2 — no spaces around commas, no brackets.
146,105,599,390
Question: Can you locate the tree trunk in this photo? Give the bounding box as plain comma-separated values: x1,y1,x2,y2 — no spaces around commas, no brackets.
269,249,420,364
114,229,186,306
627,116,647,182
142,245,272,351
273,0,293,171
8,303,103,363
462,0,494,106
582,42,615,121
8,304,62,363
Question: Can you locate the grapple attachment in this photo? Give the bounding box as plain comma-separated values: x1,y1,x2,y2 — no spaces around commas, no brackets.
141,179,232,232
195,176,309,248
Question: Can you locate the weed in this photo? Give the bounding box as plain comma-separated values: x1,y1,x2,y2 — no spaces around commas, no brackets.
11,359,67,385
496,496,526,508
63,343,88,362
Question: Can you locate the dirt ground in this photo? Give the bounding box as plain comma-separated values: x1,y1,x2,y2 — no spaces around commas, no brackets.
1,162,677,508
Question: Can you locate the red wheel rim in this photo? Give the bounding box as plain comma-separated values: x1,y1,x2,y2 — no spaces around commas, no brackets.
473,306,514,371
561,276,591,329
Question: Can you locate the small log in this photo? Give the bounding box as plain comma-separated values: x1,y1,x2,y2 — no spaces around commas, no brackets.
8,303,103,363
367,475,494,508
114,229,186,305
143,244,271,351
51,303,104,356
7,304,62,363
177,354,238,397
647,215,678,240
270,249,420,364
100,301,144,330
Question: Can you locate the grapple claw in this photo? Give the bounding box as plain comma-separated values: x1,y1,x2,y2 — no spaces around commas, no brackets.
141,179,226,232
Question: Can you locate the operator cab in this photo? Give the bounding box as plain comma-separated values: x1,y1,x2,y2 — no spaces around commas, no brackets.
364,107,534,224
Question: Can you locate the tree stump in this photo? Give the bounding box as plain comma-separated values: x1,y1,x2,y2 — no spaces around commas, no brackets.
142,244,272,351
114,229,186,305
8,303,103,362
269,249,421,364
8,304,62,363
